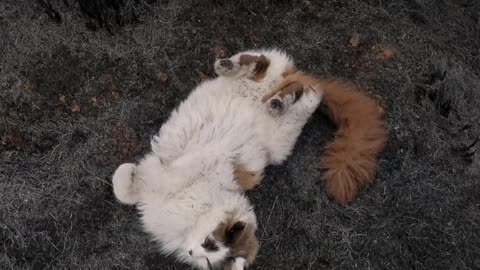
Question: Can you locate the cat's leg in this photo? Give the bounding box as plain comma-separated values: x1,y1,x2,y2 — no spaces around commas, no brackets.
264,84,322,164
112,154,167,204
214,54,269,81
233,143,268,190
233,163,263,191
112,154,189,204
262,71,322,118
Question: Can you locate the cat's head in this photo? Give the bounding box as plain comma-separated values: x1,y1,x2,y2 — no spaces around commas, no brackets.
214,48,296,82
112,156,259,270
180,203,259,269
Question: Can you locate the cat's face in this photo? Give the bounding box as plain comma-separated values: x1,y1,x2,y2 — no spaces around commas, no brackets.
183,211,259,269
187,233,232,269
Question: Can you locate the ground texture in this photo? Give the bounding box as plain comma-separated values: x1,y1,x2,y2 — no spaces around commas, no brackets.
1,0,480,269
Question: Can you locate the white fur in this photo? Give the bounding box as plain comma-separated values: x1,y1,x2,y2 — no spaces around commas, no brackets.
231,257,247,270
111,48,322,269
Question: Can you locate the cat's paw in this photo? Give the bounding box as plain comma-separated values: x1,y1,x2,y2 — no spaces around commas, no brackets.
266,92,296,117
214,58,241,77
112,163,140,205
267,97,284,117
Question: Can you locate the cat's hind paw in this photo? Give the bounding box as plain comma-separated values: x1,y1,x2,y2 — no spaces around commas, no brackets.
112,163,140,205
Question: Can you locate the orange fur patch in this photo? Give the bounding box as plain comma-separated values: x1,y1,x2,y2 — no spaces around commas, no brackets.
234,163,263,190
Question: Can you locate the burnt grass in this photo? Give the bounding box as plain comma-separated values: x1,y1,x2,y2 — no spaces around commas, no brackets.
1,0,480,269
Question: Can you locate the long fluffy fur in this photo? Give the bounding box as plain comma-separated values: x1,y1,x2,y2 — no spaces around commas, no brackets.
318,79,387,203
266,72,387,203
112,49,323,269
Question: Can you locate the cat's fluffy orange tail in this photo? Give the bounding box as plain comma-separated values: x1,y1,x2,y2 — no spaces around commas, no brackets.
264,72,388,203
318,79,387,203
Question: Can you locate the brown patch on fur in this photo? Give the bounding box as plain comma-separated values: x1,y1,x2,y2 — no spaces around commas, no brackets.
214,215,259,266
263,72,388,203
238,54,258,65
234,163,263,190
239,54,270,81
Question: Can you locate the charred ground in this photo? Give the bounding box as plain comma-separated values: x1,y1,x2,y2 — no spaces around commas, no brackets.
1,0,479,269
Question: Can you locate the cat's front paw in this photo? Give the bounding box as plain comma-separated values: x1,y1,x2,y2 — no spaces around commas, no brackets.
267,96,284,117
214,58,240,77
266,92,296,117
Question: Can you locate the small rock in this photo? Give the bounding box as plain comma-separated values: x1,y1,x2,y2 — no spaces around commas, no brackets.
373,45,396,60
91,96,100,107
195,69,208,82
111,91,120,100
349,34,361,48
71,102,81,112
214,46,228,58
157,71,168,83
15,80,33,91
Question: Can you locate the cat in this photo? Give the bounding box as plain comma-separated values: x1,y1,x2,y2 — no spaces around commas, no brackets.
112,48,387,269
112,48,323,270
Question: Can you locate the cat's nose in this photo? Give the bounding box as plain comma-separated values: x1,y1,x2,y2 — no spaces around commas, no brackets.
188,250,193,256
219,59,233,69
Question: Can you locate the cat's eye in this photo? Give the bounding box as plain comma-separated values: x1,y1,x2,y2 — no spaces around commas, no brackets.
201,237,219,252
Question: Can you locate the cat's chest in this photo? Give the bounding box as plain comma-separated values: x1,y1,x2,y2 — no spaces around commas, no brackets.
231,79,275,102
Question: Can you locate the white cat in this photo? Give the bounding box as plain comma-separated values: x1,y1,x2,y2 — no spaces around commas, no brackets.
112,49,322,269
